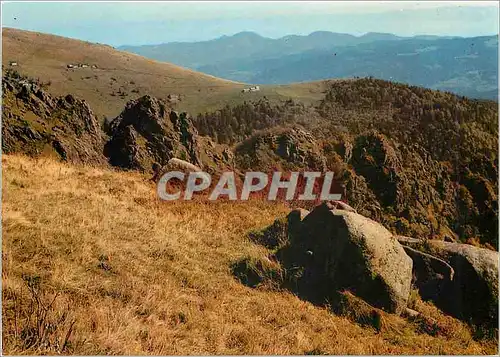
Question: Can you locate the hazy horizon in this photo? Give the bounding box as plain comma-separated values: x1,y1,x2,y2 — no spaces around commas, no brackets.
1,1,499,46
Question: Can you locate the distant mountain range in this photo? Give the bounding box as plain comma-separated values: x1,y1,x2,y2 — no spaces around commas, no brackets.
119,31,498,100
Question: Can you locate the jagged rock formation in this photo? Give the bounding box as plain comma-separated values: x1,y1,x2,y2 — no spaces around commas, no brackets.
2,71,235,176
326,129,498,249
234,127,327,172
196,136,237,174
104,95,204,172
2,70,106,165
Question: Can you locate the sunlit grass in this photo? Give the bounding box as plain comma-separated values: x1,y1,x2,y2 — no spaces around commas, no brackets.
2,154,497,355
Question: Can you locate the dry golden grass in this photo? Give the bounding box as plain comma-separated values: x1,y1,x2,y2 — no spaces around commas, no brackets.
2,28,330,118
2,27,242,118
2,154,497,355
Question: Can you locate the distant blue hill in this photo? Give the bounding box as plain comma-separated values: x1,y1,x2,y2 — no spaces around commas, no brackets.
119,32,498,100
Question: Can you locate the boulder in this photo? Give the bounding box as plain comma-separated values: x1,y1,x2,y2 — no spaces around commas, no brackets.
396,237,498,327
428,241,498,328
164,158,201,173
280,203,413,314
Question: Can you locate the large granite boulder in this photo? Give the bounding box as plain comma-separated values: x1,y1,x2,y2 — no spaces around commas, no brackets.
427,241,498,328
397,236,498,328
278,203,413,314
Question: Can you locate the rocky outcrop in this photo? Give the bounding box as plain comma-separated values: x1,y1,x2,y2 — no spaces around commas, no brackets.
398,236,498,328
351,132,406,208
104,95,203,173
2,70,106,165
317,80,498,249
329,130,499,250
2,72,234,174
242,202,498,327
244,203,413,314
195,136,236,174
234,127,327,172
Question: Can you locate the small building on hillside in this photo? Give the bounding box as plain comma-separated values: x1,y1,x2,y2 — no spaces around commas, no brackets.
167,94,181,103
67,63,93,69
9,61,18,66
242,85,260,93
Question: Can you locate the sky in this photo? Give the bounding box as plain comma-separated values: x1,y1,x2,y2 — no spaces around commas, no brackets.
1,1,499,46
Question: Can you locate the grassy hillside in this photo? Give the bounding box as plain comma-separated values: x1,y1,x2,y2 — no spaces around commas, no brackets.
2,154,497,355
2,28,330,118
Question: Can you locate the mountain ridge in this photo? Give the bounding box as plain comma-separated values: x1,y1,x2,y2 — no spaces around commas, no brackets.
119,30,466,48
119,31,498,100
